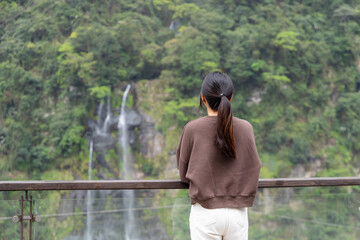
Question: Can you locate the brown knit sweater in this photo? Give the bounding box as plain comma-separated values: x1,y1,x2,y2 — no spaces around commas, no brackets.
176,116,261,209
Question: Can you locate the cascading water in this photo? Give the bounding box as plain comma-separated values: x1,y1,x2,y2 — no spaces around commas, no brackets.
83,87,136,240
118,84,137,240
103,96,111,133
65,84,169,240
86,139,94,240
84,96,113,240
95,101,104,136
119,85,132,180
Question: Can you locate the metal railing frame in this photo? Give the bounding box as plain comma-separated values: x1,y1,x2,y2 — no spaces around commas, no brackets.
1,177,360,240
1,177,360,191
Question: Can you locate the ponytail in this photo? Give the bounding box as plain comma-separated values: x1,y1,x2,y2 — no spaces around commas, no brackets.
200,71,237,159
216,95,236,158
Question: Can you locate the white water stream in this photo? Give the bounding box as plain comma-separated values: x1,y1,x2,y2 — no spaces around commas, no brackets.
85,85,135,240
119,85,131,180
103,96,111,133
117,84,136,240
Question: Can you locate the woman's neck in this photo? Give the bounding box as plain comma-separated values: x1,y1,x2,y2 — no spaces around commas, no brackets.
206,105,217,116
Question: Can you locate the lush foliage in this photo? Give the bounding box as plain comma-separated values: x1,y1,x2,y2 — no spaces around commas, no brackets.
0,0,360,239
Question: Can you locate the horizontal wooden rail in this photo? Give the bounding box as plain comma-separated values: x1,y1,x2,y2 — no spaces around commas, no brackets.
0,177,359,191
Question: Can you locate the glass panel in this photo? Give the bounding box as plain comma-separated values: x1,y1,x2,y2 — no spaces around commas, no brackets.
250,187,360,240
0,192,21,239
2,187,359,239
31,189,190,240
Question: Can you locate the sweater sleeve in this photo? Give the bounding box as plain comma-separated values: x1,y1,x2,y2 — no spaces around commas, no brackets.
248,123,262,170
176,124,192,183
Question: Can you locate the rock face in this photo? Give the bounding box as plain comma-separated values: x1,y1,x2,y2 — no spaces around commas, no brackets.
116,107,142,130
247,89,267,106
138,110,164,159
87,103,143,153
85,84,174,180
164,154,178,179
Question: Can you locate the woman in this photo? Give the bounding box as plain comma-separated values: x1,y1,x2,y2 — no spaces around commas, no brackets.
176,71,261,240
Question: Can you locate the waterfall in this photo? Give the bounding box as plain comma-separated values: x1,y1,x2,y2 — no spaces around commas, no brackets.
103,96,111,133
118,84,136,240
86,139,94,240
95,97,112,135
119,85,131,180
85,97,114,240
169,19,180,34
64,84,168,240
95,101,104,136
81,85,139,240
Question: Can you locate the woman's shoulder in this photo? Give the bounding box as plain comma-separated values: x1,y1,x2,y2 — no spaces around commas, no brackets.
184,116,214,129
233,117,254,131
183,116,254,131
233,117,252,126
181,117,217,134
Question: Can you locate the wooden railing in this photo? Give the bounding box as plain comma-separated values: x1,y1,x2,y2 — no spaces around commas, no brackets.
1,177,360,240
1,177,360,191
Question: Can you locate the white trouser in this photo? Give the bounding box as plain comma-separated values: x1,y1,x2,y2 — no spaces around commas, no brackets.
189,203,248,240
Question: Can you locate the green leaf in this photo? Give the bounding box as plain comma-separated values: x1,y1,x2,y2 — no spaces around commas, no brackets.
89,86,111,99
273,31,300,51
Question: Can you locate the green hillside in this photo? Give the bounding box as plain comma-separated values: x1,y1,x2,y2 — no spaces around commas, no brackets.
0,0,359,239
1,0,359,180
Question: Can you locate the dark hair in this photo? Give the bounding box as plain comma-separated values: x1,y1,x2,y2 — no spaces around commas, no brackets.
200,71,236,158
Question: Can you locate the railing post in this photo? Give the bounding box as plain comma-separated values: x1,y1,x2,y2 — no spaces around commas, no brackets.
12,191,40,240
29,195,32,240
20,194,23,240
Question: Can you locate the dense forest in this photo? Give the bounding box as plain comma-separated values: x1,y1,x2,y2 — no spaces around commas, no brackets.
0,0,359,239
